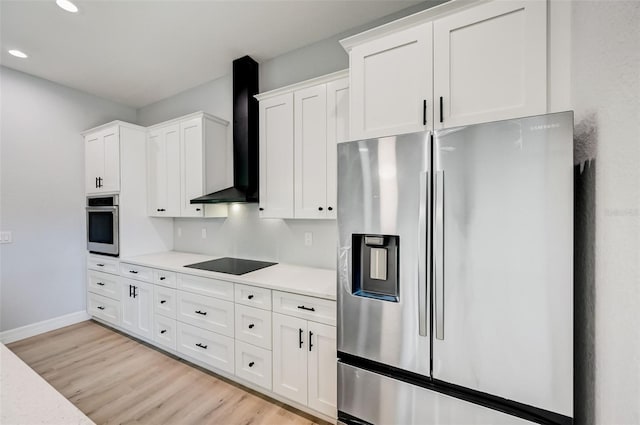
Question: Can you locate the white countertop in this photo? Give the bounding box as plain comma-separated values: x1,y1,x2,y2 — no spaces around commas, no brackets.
0,344,95,425
120,251,337,300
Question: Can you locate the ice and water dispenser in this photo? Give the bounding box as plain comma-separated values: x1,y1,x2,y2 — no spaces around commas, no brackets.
352,234,400,302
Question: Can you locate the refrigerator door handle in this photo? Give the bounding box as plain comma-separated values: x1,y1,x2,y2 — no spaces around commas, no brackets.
418,171,429,337
435,170,445,340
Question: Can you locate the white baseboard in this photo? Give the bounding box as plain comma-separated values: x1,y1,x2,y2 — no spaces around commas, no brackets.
0,311,90,344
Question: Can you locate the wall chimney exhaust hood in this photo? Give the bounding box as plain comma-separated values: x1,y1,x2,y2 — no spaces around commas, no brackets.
191,56,259,204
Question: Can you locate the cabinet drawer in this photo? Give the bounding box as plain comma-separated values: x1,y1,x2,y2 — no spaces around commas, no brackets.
154,314,177,351
88,292,120,326
235,304,272,350
87,255,119,275
154,286,177,319
273,291,336,326
154,269,177,288
235,283,272,310
177,322,234,374
177,291,234,337
88,270,121,300
235,340,272,390
177,273,234,301
120,263,153,283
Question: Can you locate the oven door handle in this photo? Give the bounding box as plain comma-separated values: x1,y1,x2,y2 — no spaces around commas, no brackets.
86,206,118,212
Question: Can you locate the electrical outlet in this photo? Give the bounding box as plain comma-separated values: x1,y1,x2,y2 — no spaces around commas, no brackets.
177,227,182,237
201,228,207,239
0,231,12,244
304,232,313,246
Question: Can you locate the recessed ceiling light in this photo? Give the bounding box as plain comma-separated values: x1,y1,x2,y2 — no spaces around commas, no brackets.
56,0,78,13
8,49,28,59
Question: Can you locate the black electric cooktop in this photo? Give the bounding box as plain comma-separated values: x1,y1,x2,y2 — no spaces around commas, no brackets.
184,257,277,275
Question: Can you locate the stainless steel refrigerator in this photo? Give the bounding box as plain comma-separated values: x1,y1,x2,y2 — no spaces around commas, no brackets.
337,112,573,425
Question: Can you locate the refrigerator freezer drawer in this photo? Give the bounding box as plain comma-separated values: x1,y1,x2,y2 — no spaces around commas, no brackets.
338,362,534,425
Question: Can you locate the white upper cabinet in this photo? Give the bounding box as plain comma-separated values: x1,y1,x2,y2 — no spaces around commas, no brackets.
258,93,295,219
257,71,349,220
433,0,547,128
349,22,433,139
294,85,328,219
85,125,120,194
147,124,180,217
146,112,229,218
342,0,549,135
325,77,349,219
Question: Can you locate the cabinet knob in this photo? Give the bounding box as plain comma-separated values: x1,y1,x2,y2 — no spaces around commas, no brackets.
160,300,167,304
248,362,255,368
247,294,254,300
328,206,333,211
248,324,255,329
196,208,201,211
318,207,323,211
159,276,166,281
160,329,167,334
258,207,264,211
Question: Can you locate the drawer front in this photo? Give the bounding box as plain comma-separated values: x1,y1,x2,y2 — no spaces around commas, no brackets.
88,292,120,326
154,269,177,288
177,291,234,337
235,283,272,310
235,304,272,350
235,340,272,390
87,255,119,275
120,263,153,283
177,322,234,374
154,286,177,319
273,291,336,326
154,314,177,351
177,273,234,301
88,270,121,300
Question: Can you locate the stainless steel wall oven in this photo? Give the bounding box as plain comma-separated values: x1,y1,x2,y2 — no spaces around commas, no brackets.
86,194,119,256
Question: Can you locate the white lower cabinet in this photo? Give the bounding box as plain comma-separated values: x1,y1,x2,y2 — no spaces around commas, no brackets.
88,292,121,326
235,304,272,350
307,321,337,417
177,291,234,337
88,270,121,300
154,314,177,351
235,340,272,390
177,322,235,374
154,285,177,318
273,313,308,405
121,278,154,340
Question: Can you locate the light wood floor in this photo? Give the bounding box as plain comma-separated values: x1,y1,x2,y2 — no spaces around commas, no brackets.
7,320,329,425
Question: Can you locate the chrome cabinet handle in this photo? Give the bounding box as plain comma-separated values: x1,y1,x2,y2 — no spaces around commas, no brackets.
435,171,445,340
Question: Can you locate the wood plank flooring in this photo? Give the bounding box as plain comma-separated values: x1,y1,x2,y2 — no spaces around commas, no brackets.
7,320,329,425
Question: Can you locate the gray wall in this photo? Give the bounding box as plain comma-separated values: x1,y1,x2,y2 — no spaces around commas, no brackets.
570,2,640,424
0,66,137,331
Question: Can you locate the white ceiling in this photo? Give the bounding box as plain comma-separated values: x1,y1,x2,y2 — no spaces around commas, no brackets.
0,0,423,108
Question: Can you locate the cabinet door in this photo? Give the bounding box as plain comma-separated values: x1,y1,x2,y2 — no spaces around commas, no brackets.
147,125,180,216
433,0,547,128
180,117,205,217
121,279,137,333
350,21,433,139
135,281,154,340
326,78,349,219
307,322,337,417
259,93,294,219
272,312,308,405
101,127,120,192
85,133,104,194
294,85,328,219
